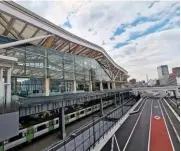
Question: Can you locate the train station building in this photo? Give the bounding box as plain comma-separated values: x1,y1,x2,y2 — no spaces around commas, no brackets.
0,1,131,150
0,1,129,97
0,2,180,151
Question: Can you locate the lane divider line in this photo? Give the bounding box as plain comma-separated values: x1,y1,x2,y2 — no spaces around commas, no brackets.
160,99,180,142
168,97,180,109
147,99,153,151
168,98,177,106
122,98,148,151
114,134,121,151
158,99,175,151
163,98,180,122
90,98,144,151
111,135,114,151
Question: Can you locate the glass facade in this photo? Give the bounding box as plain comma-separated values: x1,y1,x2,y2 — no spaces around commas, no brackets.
1,44,112,93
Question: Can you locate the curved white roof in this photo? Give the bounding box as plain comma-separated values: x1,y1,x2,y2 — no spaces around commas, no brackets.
0,1,129,80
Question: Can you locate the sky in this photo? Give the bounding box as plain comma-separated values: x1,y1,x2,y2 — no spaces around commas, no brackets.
15,0,180,81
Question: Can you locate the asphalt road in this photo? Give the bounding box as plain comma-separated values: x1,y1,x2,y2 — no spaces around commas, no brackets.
101,98,180,151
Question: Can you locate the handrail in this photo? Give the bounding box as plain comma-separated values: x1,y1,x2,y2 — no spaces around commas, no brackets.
43,97,136,151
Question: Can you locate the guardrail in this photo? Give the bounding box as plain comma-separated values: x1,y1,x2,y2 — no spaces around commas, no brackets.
18,89,132,105
43,98,136,151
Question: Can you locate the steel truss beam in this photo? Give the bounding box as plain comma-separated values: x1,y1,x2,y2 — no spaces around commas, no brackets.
0,35,53,49
75,47,87,55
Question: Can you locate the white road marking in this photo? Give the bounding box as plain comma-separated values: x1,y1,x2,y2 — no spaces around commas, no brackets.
122,99,148,151
160,100,180,142
154,106,158,108
168,98,177,106
164,98,180,122
114,134,121,151
154,116,160,120
111,135,114,151
158,99,175,151
147,99,153,151
90,98,144,151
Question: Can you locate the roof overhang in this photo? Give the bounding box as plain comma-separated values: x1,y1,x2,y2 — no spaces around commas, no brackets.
0,1,128,77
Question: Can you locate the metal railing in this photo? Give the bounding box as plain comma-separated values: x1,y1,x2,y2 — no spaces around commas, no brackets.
17,89,131,106
43,98,136,151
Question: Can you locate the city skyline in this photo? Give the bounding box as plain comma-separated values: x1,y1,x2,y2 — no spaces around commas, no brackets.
15,1,180,81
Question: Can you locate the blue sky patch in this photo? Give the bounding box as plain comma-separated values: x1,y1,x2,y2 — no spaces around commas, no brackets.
114,42,129,49
112,3,180,50
62,20,72,28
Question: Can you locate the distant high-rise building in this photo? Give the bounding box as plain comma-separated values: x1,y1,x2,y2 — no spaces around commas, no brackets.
172,67,180,77
157,65,169,86
157,65,169,79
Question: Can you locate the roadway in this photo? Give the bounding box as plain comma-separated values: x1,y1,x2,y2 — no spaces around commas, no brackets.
15,99,133,151
101,97,180,151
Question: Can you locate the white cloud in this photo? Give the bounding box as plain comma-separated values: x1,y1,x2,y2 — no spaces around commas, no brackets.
15,0,180,81
112,28,180,80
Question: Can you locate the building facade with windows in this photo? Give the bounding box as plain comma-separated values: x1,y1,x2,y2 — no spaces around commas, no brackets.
157,65,169,85
157,65,169,79
172,67,180,77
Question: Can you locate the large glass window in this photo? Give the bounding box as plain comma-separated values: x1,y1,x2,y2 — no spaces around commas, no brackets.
75,55,84,73
63,53,74,72
48,49,63,71
2,42,112,93
64,72,74,80
84,57,91,76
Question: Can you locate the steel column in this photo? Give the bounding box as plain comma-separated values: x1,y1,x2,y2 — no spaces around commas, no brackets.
6,68,11,105
114,93,117,108
100,97,104,116
59,106,66,139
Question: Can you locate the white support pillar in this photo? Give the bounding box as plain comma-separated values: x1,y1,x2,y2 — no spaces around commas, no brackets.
45,78,50,96
112,81,116,89
100,81,103,91
59,106,66,139
108,82,110,90
6,68,11,104
0,68,3,81
73,80,77,92
89,81,92,92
